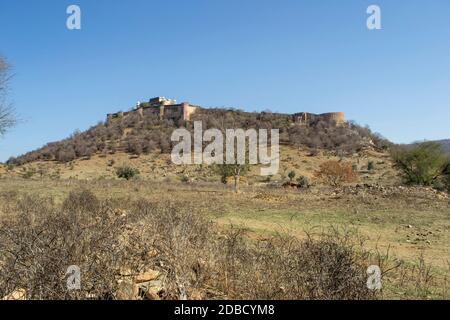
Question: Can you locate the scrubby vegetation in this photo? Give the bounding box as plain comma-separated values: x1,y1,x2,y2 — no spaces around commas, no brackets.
7,108,390,166
296,175,310,189
314,161,356,186
194,110,390,154
1,183,447,300
368,160,375,172
215,162,250,191
392,142,450,190
0,189,377,300
288,170,296,182
116,166,140,180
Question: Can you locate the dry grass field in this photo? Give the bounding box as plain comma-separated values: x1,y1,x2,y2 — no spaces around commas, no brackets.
0,146,397,184
0,159,449,299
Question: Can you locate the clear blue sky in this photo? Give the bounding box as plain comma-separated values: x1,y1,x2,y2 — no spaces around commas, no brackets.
1,0,450,161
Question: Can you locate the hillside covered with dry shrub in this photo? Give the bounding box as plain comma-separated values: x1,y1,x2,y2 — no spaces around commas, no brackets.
7,108,390,165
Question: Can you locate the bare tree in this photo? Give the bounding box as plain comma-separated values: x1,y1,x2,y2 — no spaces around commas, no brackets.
0,56,16,136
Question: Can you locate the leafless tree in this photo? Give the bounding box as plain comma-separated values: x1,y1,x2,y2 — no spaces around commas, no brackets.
0,56,16,136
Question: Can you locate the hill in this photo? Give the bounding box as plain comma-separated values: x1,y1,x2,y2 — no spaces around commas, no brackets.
0,145,400,187
435,139,450,153
409,139,450,154
6,98,391,166
2,99,449,301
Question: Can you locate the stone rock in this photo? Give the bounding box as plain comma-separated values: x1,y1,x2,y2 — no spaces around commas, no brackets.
135,269,160,283
2,288,27,300
116,279,138,300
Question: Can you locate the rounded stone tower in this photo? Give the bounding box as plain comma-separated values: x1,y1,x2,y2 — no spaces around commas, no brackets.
319,112,345,124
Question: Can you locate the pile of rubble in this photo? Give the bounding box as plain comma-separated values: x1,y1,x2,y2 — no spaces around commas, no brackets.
339,184,449,200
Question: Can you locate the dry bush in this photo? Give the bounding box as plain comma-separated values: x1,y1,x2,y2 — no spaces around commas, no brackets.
369,247,449,299
124,200,376,300
0,190,145,299
214,229,374,300
127,200,217,299
0,191,377,300
314,161,356,186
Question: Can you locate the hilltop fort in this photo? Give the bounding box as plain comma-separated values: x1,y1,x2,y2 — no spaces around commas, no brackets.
107,97,345,125
107,97,199,123
9,96,392,167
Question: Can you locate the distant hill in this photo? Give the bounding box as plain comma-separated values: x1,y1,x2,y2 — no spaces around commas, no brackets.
409,139,450,154
435,139,450,153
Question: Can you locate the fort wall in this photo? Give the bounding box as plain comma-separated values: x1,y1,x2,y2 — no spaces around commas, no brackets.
107,97,345,126
293,112,345,125
107,98,199,123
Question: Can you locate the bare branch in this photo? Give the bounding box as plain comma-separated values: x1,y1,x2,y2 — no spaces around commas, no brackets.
0,56,16,135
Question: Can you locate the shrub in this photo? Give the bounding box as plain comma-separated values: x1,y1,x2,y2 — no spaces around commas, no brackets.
431,179,447,192
445,174,450,193
62,189,100,213
314,161,355,186
21,168,35,179
391,142,449,186
125,137,143,155
0,191,136,299
115,166,140,180
288,170,296,182
0,192,378,300
443,162,450,193
297,175,310,189
36,166,48,178
367,161,375,172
